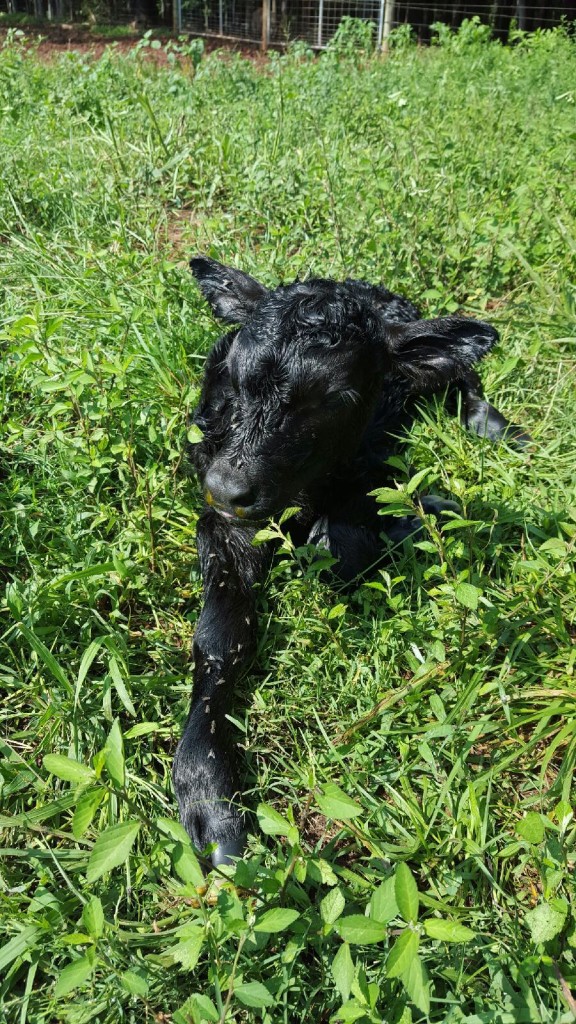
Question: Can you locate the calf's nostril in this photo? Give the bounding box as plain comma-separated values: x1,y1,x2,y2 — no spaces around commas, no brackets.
204,465,257,511
229,487,256,510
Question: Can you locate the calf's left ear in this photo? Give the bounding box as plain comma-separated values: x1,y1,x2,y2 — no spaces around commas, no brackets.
190,256,269,325
388,316,498,384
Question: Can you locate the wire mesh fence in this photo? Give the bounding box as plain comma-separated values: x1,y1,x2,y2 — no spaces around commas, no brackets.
178,0,575,49
392,2,576,42
177,0,385,46
0,0,574,45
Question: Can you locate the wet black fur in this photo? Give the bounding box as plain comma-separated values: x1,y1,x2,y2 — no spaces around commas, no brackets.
173,257,525,860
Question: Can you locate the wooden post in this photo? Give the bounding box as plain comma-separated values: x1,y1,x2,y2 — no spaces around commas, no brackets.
381,0,395,52
173,0,182,34
377,0,385,49
261,0,270,50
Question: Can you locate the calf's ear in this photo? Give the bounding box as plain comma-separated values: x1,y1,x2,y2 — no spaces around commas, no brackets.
190,256,269,325
388,316,498,384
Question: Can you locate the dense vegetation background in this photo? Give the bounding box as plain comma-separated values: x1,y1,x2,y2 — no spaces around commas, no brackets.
0,22,575,1023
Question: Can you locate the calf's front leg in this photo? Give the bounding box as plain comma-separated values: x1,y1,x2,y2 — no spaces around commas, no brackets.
173,509,269,866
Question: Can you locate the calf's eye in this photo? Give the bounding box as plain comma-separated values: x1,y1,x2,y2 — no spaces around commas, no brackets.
309,331,338,348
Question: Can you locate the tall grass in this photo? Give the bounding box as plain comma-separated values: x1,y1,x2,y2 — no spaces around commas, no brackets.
0,23,575,1024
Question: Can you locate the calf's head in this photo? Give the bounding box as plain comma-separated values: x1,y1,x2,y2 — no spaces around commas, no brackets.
191,257,497,523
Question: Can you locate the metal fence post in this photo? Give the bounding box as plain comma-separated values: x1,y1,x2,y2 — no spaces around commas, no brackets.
219,0,223,35
173,0,182,34
317,0,324,47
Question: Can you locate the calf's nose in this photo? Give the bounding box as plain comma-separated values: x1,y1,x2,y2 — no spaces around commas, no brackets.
204,463,256,513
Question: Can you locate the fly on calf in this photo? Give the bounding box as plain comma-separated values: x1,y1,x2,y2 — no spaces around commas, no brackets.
173,256,527,867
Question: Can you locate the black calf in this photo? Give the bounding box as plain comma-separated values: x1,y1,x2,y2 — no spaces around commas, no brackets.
173,256,526,866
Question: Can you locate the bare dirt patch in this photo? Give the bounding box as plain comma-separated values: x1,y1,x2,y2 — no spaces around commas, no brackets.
0,23,267,64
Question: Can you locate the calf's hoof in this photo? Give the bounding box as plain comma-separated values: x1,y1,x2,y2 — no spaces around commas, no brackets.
173,738,247,869
211,831,249,867
502,423,532,449
177,792,247,868
385,496,461,545
419,495,461,517
466,401,532,450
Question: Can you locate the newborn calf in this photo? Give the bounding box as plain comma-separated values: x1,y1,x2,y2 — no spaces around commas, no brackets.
173,256,524,866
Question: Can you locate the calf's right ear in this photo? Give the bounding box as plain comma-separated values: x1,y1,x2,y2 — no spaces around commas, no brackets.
190,256,269,325
387,316,499,385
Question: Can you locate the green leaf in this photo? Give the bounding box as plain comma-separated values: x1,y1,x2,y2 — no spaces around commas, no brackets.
82,896,104,939
337,915,387,944
327,602,347,620
406,466,436,494
60,933,93,946
330,1000,369,1021
525,902,567,944
424,918,476,942
171,841,204,887
124,722,160,738
256,802,293,836
108,656,136,717
331,942,355,1002
174,994,219,1024
72,788,105,839
394,862,419,923
86,820,141,883
0,926,39,972
254,908,300,933
54,954,94,998
170,935,204,972
120,970,149,997
308,857,339,886
75,638,105,700
0,793,76,829
17,622,73,695
454,582,480,611
386,929,419,978
321,887,346,925
554,800,573,830
156,816,192,844
43,754,94,785
371,486,408,504
187,423,204,444
539,537,568,559
401,953,430,1015
252,526,279,545
316,783,363,820
279,505,301,524
104,718,124,789
516,812,546,845
234,981,275,1008
370,876,399,924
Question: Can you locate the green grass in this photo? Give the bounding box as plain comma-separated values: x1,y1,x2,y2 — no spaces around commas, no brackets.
0,21,575,1024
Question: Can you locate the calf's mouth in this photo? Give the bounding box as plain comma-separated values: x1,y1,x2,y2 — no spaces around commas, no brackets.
204,488,265,526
